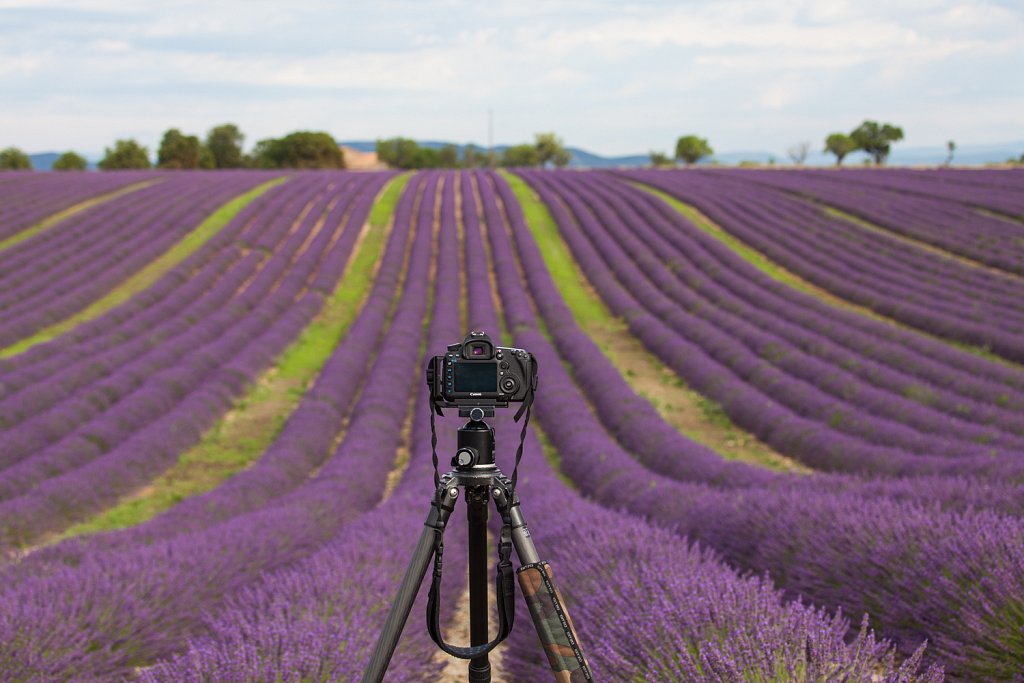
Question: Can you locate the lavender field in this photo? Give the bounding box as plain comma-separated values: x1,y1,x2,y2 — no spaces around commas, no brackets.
2,167,1024,682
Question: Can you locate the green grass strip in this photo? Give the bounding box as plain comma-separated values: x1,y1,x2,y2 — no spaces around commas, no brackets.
500,171,802,472
499,171,609,328
632,182,825,296
0,179,161,253
634,181,1016,367
63,173,412,536
1,177,286,359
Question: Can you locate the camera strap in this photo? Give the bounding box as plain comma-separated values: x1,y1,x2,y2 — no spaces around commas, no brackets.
430,403,443,488
426,505,516,659
510,357,537,493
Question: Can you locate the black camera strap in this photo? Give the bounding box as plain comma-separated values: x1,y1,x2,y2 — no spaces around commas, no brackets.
510,357,537,494
426,505,516,659
430,403,443,488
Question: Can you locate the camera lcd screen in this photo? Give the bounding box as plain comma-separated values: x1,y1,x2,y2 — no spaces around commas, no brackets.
454,362,497,393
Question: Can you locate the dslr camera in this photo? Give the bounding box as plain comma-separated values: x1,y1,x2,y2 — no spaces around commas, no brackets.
426,331,535,412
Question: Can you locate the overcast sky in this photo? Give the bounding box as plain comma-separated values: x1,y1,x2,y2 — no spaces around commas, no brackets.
1,0,1022,157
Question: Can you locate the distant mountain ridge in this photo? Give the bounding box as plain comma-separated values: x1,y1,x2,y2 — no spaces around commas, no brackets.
26,139,1023,171
26,152,98,171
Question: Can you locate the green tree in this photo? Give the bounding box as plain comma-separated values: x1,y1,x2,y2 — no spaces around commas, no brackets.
199,145,216,170
206,124,245,168
463,144,483,168
824,133,858,166
158,128,204,169
945,140,956,166
98,139,151,170
52,151,88,171
675,135,713,165
649,151,673,168
534,132,571,168
438,144,459,168
850,120,904,165
376,137,420,169
411,146,441,169
0,147,32,170
255,131,344,169
501,144,540,167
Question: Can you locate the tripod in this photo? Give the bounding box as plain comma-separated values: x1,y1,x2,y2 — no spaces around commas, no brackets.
361,408,592,682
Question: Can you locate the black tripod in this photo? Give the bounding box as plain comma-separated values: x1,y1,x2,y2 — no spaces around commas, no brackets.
361,407,592,682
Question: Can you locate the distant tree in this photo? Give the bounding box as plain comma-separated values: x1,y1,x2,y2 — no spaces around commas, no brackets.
675,135,713,166
438,144,459,168
787,141,811,166
945,140,956,166
534,132,571,168
206,124,245,168
255,131,344,169
52,151,87,171
376,137,420,169
199,145,216,170
649,151,673,167
824,133,858,166
0,147,32,170
411,146,441,169
501,144,541,167
463,144,483,168
98,139,151,170
158,128,204,169
850,120,904,165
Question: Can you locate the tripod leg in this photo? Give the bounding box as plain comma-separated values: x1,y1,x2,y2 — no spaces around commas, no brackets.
467,485,492,682
506,499,593,682
361,487,458,683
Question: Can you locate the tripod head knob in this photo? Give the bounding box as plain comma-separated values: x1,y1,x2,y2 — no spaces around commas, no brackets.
454,447,478,468
468,406,486,422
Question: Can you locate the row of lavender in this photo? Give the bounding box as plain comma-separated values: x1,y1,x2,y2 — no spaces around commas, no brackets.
131,170,938,682
625,169,1024,363
528,170,1024,480
0,172,391,555
0,171,155,240
512,169,1024,680
781,167,1024,217
0,171,433,680
0,172,272,348
741,167,1024,265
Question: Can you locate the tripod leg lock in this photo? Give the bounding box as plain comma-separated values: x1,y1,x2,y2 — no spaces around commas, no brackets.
517,561,593,681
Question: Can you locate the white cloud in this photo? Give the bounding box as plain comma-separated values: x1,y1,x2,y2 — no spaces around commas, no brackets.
0,0,1021,155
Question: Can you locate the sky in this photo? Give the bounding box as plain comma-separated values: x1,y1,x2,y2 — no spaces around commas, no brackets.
1,0,1022,158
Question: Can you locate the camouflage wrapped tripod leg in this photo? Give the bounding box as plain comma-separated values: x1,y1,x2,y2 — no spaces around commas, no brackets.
517,561,593,681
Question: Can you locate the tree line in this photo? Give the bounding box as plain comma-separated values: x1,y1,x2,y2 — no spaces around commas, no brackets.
4,120,1023,171
374,132,571,169
0,125,345,171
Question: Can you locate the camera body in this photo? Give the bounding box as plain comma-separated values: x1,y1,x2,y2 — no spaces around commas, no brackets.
426,331,535,410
